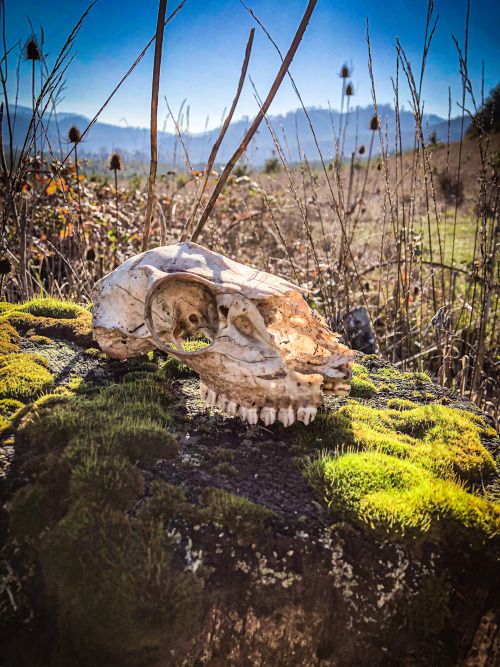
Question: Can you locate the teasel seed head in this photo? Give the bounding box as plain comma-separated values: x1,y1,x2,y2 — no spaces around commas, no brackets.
68,125,81,144
109,153,123,171
369,114,380,131
340,64,350,79
24,36,42,61
0,257,12,276
358,145,366,155
345,82,354,96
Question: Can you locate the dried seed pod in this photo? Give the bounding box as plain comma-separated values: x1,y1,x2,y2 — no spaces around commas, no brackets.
345,82,354,96
369,115,380,131
340,64,350,79
358,145,366,155
109,153,123,171
24,36,41,61
68,126,81,144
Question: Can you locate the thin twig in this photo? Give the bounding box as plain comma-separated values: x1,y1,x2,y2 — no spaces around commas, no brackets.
190,0,317,243
143,0,168,252
180,27,255,241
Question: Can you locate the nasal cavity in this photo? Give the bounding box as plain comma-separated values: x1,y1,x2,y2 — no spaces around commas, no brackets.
189,314,199,324
219,305,229,318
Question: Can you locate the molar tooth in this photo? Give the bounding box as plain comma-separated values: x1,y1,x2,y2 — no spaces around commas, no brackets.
277,406,295,427
226,401,239,417
260,407,277,426
246,407,259,425
238,405,247,420
206,388,218,408
216,395,228,411
200,383,209,400
297,406,317,425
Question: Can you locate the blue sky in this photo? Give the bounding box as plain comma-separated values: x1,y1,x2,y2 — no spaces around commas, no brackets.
5,0,500,133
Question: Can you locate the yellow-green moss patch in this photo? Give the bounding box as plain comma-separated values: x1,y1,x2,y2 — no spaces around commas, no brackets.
9,297,88,319
0,352,54,401
387,398,419,411
28,334,52,345
0,398,25,417
0,309,92,347
304,450,500,551
0,322,19,354
20,376,179,465
296,403,494,483
161,339,210,378
350,376,377,398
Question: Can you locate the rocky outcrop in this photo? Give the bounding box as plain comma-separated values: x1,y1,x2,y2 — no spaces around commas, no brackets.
0,299,499,666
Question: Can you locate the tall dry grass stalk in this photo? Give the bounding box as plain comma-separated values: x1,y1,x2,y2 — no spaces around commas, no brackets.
142,0,168,253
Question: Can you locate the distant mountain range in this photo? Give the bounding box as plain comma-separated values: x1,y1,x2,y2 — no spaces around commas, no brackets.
7,104,464,168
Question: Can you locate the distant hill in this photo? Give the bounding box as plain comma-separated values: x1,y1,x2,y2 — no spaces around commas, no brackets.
6,104,464,168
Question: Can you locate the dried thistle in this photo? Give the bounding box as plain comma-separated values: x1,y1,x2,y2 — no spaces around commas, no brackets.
109,153,123,171
345,82,354,96
68,125,81,144
369,115,380,131
358,145,366,155
340,64,350,79
23,36,41,61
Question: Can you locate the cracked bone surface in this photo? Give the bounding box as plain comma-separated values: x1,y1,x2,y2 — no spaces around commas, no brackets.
92,242,354,426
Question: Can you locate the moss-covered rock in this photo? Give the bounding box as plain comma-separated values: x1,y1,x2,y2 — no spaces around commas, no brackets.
0,352,54,401
1,300,499,667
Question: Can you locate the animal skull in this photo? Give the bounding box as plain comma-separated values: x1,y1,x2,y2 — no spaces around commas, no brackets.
92,242,354,426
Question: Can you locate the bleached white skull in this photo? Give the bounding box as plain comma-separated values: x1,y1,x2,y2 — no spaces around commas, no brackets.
91,242,354,426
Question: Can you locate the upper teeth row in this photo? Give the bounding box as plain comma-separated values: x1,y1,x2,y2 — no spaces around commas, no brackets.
199,383,317,426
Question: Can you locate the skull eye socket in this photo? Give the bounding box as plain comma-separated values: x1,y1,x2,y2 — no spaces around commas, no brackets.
233,314,255,337
144,272,219,356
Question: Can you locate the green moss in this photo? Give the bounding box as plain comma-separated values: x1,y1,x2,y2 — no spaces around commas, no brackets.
9,454,72,539
11,297,88,319
297,398,500,551
296,402,495,483
140,481,186,523
0,352,54,401
403,371,432,384
387,398,418,411
161,339,209,379
39,503,202,656
304,450,500,551
214,447,235,462
20,377,179,465
211,462,238,477
0,322,19,354
352,362,369,376
27,334,52,345
69,445,144,510
8,360,201,659
1,309,92,347
201,487,275,546
406,576,451,636
82,347,107,359
0,398,25,417
350,376,377,398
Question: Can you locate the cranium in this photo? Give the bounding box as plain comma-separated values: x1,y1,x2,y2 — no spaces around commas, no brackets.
91,242,354,426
